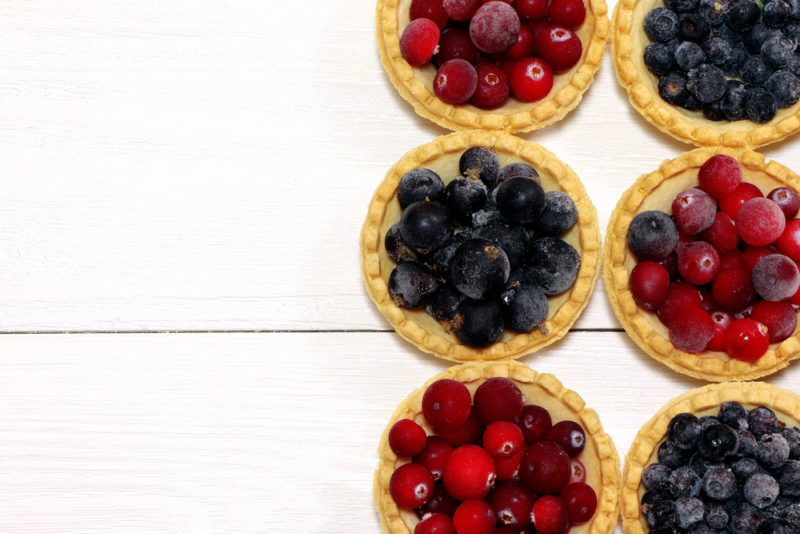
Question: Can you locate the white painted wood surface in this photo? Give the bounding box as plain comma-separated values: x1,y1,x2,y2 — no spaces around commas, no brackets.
0,0,799,532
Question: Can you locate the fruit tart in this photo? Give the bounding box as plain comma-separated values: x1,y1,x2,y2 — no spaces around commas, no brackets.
612,0,800,148
374,360,620,534
604,146,800,381
360,130,600,362
376,0,610,133
621,381,800,534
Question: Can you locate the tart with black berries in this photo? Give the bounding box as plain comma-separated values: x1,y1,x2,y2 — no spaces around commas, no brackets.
374,360,620,534
612,0,800,148
360,130,600,362
376,0,610,133
604,146,800,382
621,381,800,534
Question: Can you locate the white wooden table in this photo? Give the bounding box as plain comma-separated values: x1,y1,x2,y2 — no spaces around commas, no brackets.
2,1,800,532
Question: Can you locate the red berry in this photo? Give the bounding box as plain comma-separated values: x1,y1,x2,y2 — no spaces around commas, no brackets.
510,56,553,101
435,28,482,65
546,420,586,457
497,56,519,78
513,0,548,20
506,22,535,58
707,309,734,351
528,17,550,38
767,186,800,219
533,26,582,72
401,19,442,66
719,250,744,272
471,62,511,109
483,421,525,458
490,480,536,528
560,482,597,524
444,0,482,21
519,404,552,444
390,462,435,509
629,261,671,310
414,436,454,481
473,377,525,425
519,441,571,494
657,281,703,327
418,484,460,518
415,513,455,534
548,0,587,29
444,444,497,500
697,154,743,199
737,197,787,247
658,252,681,281
494,449,525,480
423,379,473,430
725,318,770,362
742,245,777,274
470,1,521,54
719,182,763,220
531,495,569,534
669,306,715,353
569,457,587,484
677,241,721,286
751,254,800,302
453,500,497,534
411,0,451,30
750,300,797,343
698,286,717,312
711,268,755,312
437,412,484,447
434,59,479,104
789,284,800,306
700,212,739,254
776,219,800,263
390,418,429,456
672,187,717,235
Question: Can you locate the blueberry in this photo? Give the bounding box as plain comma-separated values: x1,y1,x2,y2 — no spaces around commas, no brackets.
495,176,546,225
627,210,680,260
732,457,764,482
742,55,776,85
386,223,419,263
722,42,750,75
659,70,692,105
460,147,500,188
426,284,465,329
689,524,720,534
706,502,731,529
688,63,728,102
659,439,693,468
725,0,761,32
400,201,454,252
744,473,780,508
778,459,800,496
681,13,713,42
500,284,548,332
523,237,580,295
704,35,733,64
689,451,715,476
765,69,800,106
781,502,800,524
745,88,778,123
736,429,759,459
787,52,800,75
704,99,727,120
722,79,748,120
703,465,737,501
533,191,577,237
702,415,723,429
700,424,740,459
749,407,783,439
670,413,704,450
398,168,445,209
451,298,505,348
764,0,791,28
449,238,510,299
757,518,794,534
788,0,800,18
642,487,672,506
646,499,678,529
676,496,706,529
718,22,745,43
389,261,440,309
496,162,538,185
427,230,470,276
785,21,800,44
762,35,797,68
646,8,682,42
720,402,749,429
730,502,762,534
471,208,507,228
476,223,529,269
681,92,705,110
445,176,487,225
643,463,673,491
646,42,678,75
676,41,708,70
671,465,704,497
700,0,729,25
782,427,800,458
757,433,790,469
666,0,700,12
745,24,783,54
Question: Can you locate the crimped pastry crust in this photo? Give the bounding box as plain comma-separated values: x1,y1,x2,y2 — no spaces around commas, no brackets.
620,381,800,534
611,0,800,149
360,130,601,362
376,0,610,133
603,146,800,382
374,361,621,534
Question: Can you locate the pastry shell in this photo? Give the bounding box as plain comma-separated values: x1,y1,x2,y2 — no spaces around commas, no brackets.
360,130,601,362
603,146,800,382
374,360,621,534
376,0,610,133
620,381,800,534
612,0,800,149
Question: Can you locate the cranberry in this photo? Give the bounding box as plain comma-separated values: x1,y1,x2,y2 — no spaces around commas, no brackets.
711,268,755,312
423,379,473,430
698,287,717,312
471,62,511,109
528,17,550,38
789,284,800,306
725,318,770,362
390,418,429,456
750,300,797,343
434,59,479,104
415,513,455,534
497,56,519,78
435,28,482,65
719,182,763,219
669,306,715,353
752,254,800,302
533,26,582,72
548,0,587,29
519,404,552,444
453,500,497,534
390,462,435,509
569,457,587,483
700,212,739,254
494,449,525,480
658,252,680,281
560,482,598,524
401,19,442,66
513,0,547,20
768,186,800,219
470,1,521,54
443,0,482,21
708,310,734,351
546,420,586,457
657,281,703,327
418,484,460,518
483,421,525,458
672,187,717,235
411,0,451,29
719,250,744,272
697,154,743,199
414,436,454,481
629,261,670,310
519,441,571,494
531,495,569,534
490,480,536,528
677,241,721,285
776,219,800,263
737,197,787,247
510,57,553,101
742,246,777,274
473,377,525,425
506,22,534,58
444,444,497,500
437,412,484,447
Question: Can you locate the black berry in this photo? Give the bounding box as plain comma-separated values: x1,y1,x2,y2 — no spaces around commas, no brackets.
389,261,440,309
449,238,510,300
533,191,578,237
459,147,500,188
398,168,445,209
500,284,548,332
495,176,546,225
627,210,680,261
400,201,454,252
524,237,580,295
451,298,505,348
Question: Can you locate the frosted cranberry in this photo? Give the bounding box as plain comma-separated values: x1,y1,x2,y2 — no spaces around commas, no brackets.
519,405,552,444
776,219,800,262
547,420,586,457
712,268,755,312
789,284,800,306
495,449,525,480
506,22,534,58
435,28,482,65
453,500,497,534
513,0,547,20
437,412,484,446
750,300,797,343
390,463,435,509
698,154,743,199
510,57,553,101
418,484,460,518
528,18,550,38
725,318,769,362
533,26,582,72
444,444,497,500
768,187,800,219
657,281,703,327
390,419,429,456
560,482,597,524
658,252,680,281
484,421,525,458
629,261,670,310
678,241,721,285
415,513,455,534
414,436,454,481
434,59,478,104
752,254,800,301
701,212,739,254
470,1,521,53
742,246,777,274
490,481,536,527
737,198,787,246
569,458,587,483
411,0,451,30
719,182,763,219
471,62,511,109
401,19,442,66
672,187,717,235
720,250,744,272
473,377,525,425
708,310,733,351
444,0,482,21
548,0,587,29
669,306,715,353
519,441,571,494
423,379,472,430
531,495,569,534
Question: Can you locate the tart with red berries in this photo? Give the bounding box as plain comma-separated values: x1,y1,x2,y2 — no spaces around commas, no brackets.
604,146,800,381
377,0,610,133
621,381,800,534
360,130,601,362
374,360,620,534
